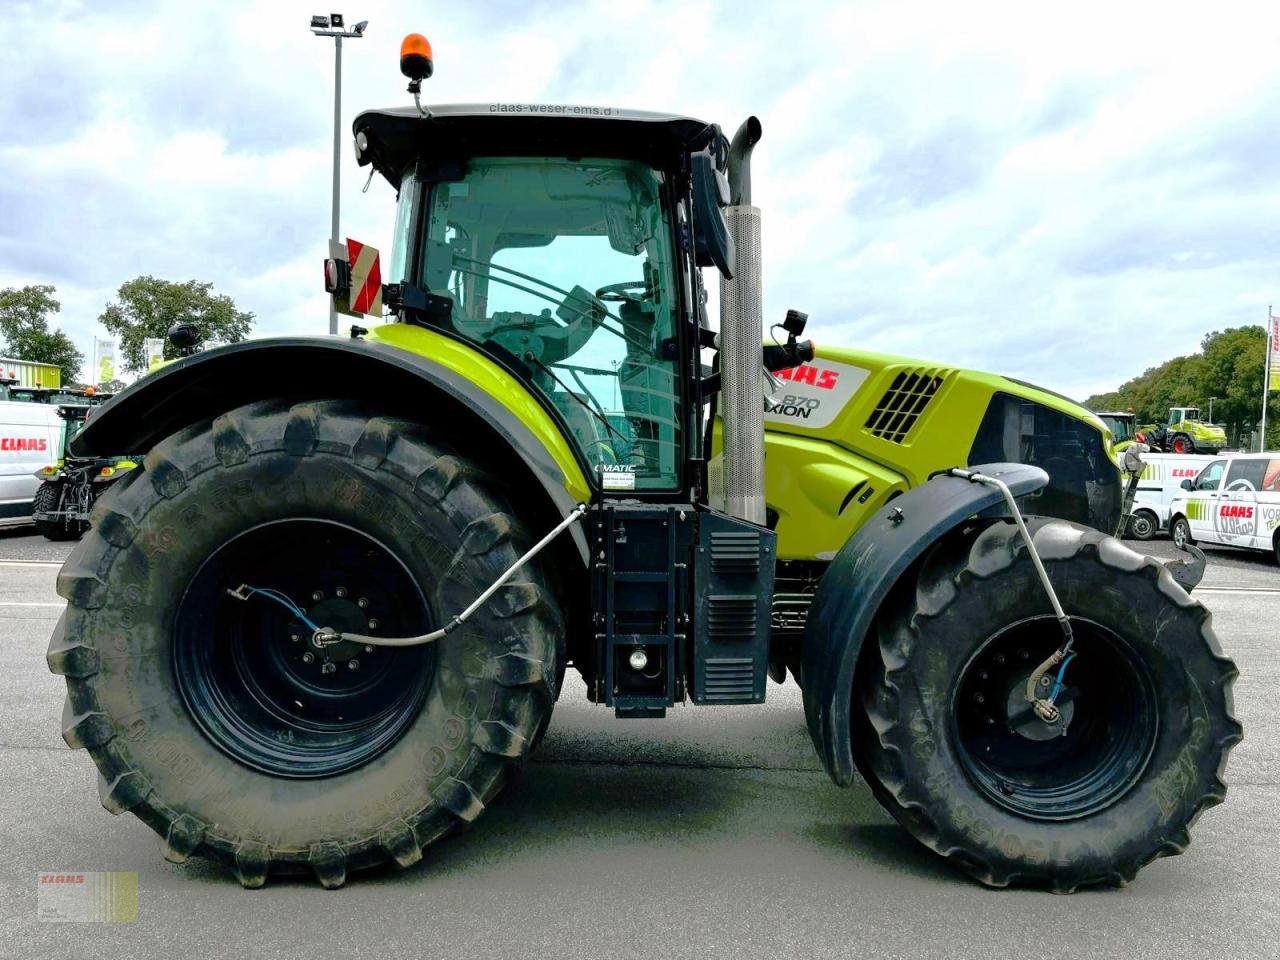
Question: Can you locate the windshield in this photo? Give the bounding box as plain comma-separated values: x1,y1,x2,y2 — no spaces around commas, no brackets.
414,157,682,491
1100,415,1134,443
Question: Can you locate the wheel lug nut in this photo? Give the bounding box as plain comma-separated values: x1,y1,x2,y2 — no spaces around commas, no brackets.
321,661,337,675
312,590,323,601
290,633,300,643
994,654,1005,665
357,598,368,609
973,692,985,704
348,660,360,671
368,619,379,630
978,670,989,681
302,652,315,664
336,587,347,598
364,645,373,653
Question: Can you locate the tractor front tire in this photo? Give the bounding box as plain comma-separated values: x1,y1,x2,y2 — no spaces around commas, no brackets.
1171,433,1194,454
49,400,563,888
33,481,79,541
856,519,1240,891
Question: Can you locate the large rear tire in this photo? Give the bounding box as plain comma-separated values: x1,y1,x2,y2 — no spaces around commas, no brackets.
855,519,1240,891
48,400,564,888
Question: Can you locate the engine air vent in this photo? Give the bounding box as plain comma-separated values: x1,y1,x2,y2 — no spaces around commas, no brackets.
709,530,761,575
702,658,756,702
864,369,947,443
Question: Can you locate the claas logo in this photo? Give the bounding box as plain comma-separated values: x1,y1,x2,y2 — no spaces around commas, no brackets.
776,364,839,390
0,437,48,452
1172,468,1198,477
1219,505,1254,519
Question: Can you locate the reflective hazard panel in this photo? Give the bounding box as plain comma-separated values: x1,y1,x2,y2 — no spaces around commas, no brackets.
347,238,383,316
763,359,870,429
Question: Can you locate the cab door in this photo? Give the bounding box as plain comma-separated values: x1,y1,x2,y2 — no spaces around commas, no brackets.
1186,458,1227,543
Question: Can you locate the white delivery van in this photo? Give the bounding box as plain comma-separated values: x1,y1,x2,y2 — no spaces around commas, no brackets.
1124,452,1223,540
1169,453,1280,564
0,401,63,527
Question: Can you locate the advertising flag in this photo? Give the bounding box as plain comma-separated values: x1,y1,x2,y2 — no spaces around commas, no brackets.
144,338,166,371
1269,314,1280,393
94,338,115,384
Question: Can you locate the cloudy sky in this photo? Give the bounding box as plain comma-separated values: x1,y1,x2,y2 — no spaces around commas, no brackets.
2,0,1278,399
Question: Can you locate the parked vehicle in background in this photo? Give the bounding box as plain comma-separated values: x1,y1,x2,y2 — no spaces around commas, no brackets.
0,356,61,390
1139,407,1228,454
1170,453,1280,563
1096,411,1138,454
32,403,137,541
1123,452,1225,540
0,399,62,527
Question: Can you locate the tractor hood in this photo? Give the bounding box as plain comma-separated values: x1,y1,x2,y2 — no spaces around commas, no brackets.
354,103,713,186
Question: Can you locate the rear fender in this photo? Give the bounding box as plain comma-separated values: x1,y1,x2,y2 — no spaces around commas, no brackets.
801,462,1049,786
71,335,593,563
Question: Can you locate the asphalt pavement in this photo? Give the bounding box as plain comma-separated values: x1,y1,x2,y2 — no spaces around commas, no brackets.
1,527,1277,960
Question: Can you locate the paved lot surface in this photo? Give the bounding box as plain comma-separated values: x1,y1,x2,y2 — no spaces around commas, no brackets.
1,531,1276,959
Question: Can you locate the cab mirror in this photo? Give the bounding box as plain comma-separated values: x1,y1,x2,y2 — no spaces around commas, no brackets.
690,152,734,279
1180,478,1194,491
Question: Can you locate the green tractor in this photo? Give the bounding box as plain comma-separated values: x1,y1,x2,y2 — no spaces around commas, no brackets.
49,40,1240,892
1095,410,1138,455
1139,406,1228,454
32,401,138,541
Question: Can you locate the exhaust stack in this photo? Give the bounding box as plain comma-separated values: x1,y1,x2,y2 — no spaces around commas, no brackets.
718,117,766,525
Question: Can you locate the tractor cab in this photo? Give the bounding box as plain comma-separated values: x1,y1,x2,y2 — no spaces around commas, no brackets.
1170,406,1199,426
354,103,740,498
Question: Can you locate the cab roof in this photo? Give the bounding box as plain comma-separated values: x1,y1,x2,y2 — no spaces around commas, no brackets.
353,103,713,187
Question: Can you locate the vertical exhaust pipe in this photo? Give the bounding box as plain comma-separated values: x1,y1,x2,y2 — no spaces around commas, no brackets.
719,117,766,525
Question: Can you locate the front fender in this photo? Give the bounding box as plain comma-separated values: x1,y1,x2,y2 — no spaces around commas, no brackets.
801,462,1049,786
72,334,593,562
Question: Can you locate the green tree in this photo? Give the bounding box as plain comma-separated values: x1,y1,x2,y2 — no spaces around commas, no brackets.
0,284,85,384
99,276,254,374
1085,324,1277,449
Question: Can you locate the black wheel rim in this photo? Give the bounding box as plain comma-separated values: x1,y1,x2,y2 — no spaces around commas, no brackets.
175,519,435,779
1131,515,1152,538
951,616,1158,821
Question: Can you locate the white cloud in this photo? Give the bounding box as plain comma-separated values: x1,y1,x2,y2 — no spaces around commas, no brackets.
2,0,1278,398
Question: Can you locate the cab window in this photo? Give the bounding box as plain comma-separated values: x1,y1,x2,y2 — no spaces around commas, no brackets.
1195,460,1227,491
417,157,682,491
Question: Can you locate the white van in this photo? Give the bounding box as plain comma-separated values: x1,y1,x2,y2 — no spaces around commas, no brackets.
1169,453,1280,564
1125,452,1224,539
0,401,63,528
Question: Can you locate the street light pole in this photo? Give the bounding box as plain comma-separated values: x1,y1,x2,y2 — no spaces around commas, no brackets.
1208,396,1219,423
311,14,368,335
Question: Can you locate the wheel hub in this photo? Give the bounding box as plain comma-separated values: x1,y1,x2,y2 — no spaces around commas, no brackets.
951,616,1158,820
174,519,435,779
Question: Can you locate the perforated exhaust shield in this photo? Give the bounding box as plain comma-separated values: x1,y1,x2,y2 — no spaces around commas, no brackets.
718,204,766,525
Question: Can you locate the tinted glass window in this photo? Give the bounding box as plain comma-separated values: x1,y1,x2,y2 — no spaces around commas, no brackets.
1225,458,1269,491
417,157,682,491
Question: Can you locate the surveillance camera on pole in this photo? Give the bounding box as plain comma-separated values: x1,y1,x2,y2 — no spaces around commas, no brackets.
310,12,368,335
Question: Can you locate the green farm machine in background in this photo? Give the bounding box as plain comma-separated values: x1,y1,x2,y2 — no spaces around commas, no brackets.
49,34,1239,892
1139,407,1228,454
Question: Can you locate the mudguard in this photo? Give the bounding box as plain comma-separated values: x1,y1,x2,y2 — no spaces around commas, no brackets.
71,336,591,563
801,461,1049,786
